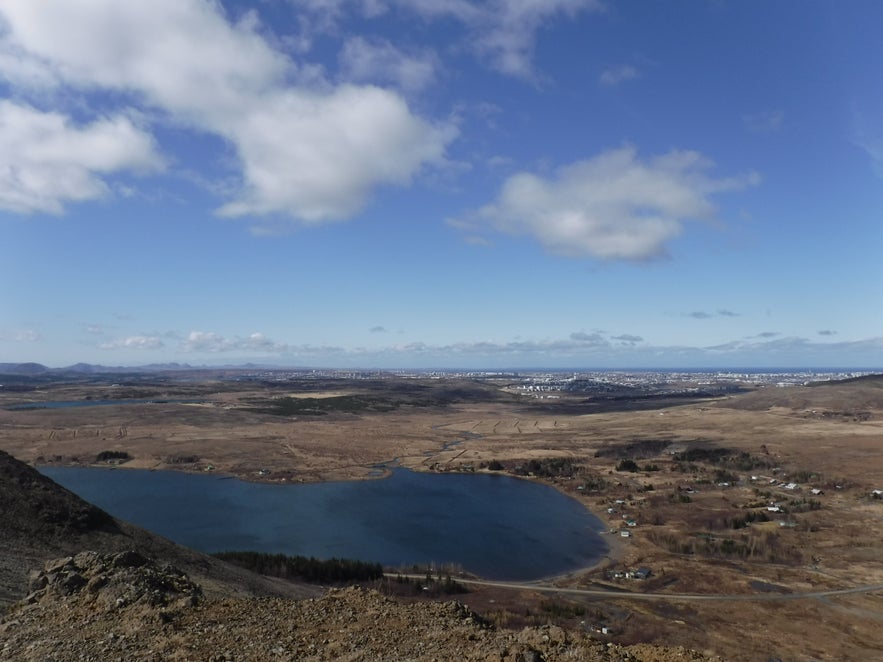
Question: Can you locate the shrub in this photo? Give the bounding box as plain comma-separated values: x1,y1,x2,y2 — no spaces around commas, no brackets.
95,450,130,462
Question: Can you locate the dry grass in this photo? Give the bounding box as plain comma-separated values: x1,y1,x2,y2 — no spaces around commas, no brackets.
1,376,882,660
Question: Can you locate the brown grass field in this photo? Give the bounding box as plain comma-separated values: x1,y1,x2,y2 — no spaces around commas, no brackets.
1,374,881,660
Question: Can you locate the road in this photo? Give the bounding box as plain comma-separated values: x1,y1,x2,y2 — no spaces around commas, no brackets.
390,573,883,603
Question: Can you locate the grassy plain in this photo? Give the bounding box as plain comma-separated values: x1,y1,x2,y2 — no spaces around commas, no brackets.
1,373,882,660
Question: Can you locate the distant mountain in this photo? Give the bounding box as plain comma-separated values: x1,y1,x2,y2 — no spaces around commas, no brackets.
0,362,201,376
0,362,50,375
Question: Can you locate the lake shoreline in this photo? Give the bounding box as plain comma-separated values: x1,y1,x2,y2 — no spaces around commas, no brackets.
35,457,623,580
39,463,612,583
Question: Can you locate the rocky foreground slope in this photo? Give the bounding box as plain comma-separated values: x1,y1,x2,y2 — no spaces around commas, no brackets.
0,450,715,661
1,550,713,661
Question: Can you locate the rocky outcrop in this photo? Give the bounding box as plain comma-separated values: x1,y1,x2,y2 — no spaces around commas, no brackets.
23,550,201,616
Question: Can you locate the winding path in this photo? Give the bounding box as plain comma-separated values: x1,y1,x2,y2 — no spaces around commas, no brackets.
390,574,883,603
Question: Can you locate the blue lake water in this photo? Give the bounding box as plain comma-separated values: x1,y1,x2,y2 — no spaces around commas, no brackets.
40,467,608,581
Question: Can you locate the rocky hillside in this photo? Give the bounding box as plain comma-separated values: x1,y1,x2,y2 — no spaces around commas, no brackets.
0,449,312,606
2,550,714,661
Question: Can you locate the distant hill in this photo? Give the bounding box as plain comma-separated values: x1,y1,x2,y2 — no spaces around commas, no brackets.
0,362,50,375
0,450,313,606
716,373,883,412
0,362,199,376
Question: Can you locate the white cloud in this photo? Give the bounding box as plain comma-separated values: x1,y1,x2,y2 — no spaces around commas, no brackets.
0,328,43,342
99,335,165,350
216,85,453,221
179,330,290,354
339,37,438,92
0,101,163,214
467,147,760,261
743,110,784,133
404,0,603,79
91,326,883,367
179,331,233,353
297,0,390,25
0,0,452,222
851,113,883,179
292,0,602,80
685,309,739,319
600,64,639,86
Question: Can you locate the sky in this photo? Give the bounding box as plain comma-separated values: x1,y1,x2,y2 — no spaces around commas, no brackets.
1,0,882,370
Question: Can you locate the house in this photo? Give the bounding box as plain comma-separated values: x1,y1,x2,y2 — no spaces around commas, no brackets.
632,567,652,580
767,505,782,513
810,488,823,496
620,529,631,538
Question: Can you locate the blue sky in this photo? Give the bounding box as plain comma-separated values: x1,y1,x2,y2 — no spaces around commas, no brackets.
1,0,881,369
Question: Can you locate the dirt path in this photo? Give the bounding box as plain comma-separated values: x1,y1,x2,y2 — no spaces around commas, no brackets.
392,573,883,603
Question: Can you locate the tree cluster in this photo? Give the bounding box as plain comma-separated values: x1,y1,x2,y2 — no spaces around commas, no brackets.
214,551,383,584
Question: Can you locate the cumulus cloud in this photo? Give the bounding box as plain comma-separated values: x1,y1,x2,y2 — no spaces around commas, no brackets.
179,331,291,353
0,0,452,221
743,110,784,133
0,101,163,214
467,147,759,260
215,85,452,221
92,327,883,367
370,326,388,333
685,310,739,320
0,328,43,342
297,0,389,26
460,0,603,79
818,329,837,336
600,64,639,86
99,335,165,350
339,37,438,92
849,108,883,178
569,331,607,346
296,0,602,80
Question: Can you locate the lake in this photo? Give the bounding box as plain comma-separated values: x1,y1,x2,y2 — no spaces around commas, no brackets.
40,467,608,581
